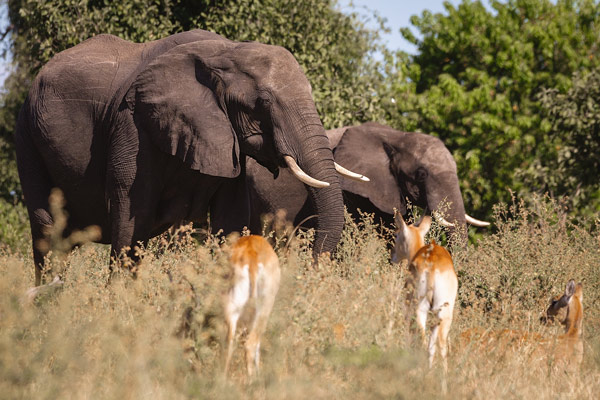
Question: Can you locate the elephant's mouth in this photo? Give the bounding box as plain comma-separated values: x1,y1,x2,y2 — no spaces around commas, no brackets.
239,134,280,178
401,179,424,205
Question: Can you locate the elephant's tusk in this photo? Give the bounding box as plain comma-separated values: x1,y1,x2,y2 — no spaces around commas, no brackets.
334,163,370,182
433,211,455,228
465,213,491,227
283,156,330,188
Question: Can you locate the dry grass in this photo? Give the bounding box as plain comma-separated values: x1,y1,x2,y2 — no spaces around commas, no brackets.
1,194,599,399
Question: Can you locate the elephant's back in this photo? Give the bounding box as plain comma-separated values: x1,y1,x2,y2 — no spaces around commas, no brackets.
23,36,142,181
34,35,145,108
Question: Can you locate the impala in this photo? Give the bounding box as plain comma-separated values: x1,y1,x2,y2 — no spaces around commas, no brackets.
224,235,281,377
544,279,584,367
460,280,584,370
392,213,458,371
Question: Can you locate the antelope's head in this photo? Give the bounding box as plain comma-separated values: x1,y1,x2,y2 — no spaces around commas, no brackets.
542,280,583,337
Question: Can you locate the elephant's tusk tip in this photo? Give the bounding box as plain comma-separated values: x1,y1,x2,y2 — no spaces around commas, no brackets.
465,213,491,227
334,162,370,182
314,181,330,188
433,212,455,228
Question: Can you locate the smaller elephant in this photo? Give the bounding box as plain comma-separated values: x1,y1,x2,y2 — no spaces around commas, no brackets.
247,122,489,235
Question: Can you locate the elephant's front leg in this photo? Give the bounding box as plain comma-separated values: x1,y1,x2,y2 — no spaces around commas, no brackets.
106,129,155,275
108,191,147,273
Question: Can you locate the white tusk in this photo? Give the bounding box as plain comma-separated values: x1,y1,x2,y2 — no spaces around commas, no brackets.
284,156,330,188
465,213,491,227
433,211,455,227
334,162,370,182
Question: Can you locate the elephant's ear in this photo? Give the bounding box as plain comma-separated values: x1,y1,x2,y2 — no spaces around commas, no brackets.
333,124,404,215
126,40,240,177
326,126,350,149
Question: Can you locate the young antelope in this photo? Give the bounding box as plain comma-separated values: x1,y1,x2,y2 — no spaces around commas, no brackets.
544,279,584,368
224,235,281,377
392,213,458,371
460,280,584,370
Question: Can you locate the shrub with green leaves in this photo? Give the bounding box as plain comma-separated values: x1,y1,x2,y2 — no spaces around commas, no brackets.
382,0,600,220
529,68,600,218
0,197,29,253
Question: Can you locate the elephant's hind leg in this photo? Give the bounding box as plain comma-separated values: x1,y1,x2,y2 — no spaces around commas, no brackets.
30,208,54,285
15,123,55,285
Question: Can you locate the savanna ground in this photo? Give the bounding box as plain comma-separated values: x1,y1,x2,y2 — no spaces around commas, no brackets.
1,195,599,399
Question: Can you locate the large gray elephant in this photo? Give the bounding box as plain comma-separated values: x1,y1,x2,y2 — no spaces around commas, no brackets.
247,122,488,234
16,30,360,285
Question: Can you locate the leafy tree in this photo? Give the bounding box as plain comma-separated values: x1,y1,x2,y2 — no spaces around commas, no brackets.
383,0,600,219
531,68,600,217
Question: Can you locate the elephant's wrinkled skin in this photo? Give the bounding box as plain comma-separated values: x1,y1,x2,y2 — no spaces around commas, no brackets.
247,122,488,235
16,30,345,284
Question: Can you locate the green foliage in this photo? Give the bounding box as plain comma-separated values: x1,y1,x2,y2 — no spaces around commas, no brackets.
0,198,29,253
8,0,179,74
529,68,600,217
383,0,600,220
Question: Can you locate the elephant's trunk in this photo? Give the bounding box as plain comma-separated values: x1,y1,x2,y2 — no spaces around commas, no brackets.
425,171,467,238
274,103,344,255
302,145,344,255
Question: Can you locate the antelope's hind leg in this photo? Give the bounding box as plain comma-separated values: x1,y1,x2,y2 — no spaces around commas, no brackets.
244,267,280,376
224,266,250,375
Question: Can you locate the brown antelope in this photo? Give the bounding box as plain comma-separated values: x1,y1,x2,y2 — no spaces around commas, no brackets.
392,213,458,371
460,280,584,370
544,279,584,367
224,235,281,377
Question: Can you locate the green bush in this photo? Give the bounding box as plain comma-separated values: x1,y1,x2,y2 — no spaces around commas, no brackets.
382,0,600,221
528,67,600,218
0,198,30,253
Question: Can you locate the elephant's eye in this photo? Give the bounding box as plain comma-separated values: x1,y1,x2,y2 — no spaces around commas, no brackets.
257,90,274,109
414,167,428,182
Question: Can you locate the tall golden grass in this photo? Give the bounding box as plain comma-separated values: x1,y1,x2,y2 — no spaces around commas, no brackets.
1,194,599,399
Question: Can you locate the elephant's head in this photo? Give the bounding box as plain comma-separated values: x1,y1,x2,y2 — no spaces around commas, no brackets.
332,122,488,233
125,37,356,253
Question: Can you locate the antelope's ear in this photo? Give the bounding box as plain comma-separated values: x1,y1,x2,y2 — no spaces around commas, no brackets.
417,215,432,237
565,279,576,297
394,208,405,230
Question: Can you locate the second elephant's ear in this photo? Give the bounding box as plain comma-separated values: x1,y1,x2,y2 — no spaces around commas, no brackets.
333,124,404,215
126,40,240,178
